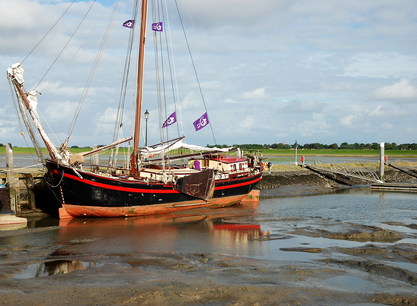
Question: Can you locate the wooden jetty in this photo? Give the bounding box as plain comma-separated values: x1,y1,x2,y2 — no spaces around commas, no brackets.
1,144,45,224
371,182,417,193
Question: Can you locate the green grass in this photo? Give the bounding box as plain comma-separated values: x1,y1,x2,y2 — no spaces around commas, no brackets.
1,147,417,156
0,147,94,154
244,148,417,156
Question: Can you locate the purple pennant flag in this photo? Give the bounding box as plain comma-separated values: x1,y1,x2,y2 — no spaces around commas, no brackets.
152,22,163,32
162,112,177,128
123,20,135,29
193,112,210,131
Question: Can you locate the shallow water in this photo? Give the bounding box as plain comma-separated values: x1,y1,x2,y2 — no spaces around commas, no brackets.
266,155,417,165
2,153,417,168
0,188,416,303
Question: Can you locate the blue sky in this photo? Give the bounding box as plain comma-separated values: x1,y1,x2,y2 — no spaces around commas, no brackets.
1,0,417,147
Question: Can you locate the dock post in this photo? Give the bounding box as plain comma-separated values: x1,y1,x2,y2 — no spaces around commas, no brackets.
5,143,19,213
379,142,385,182
23,174,36,211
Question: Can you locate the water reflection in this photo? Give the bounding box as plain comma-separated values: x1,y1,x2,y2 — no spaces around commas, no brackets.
54,203,265,256
212,222,262,245
14,260,98,279
44,260,91,275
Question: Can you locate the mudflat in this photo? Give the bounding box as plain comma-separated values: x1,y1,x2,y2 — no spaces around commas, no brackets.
1,167,416,305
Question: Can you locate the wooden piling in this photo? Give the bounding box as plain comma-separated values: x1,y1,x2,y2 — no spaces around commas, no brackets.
2,144,42,215
379,142,385,182
5,143,18,212
1,144,28,226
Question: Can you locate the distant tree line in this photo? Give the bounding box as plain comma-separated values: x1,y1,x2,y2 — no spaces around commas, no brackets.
4,142,417,150
210,142,417,150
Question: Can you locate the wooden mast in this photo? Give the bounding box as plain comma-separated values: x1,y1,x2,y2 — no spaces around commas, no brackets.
130,0,148,175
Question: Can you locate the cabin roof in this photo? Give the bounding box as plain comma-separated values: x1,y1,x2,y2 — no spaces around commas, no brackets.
210,156,247,164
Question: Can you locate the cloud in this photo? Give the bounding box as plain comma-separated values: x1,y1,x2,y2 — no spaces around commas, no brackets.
374,79,417,100
3,0,417,147
241,87,267,100
343,53,417,79
42,101,78,123
339,114,357,127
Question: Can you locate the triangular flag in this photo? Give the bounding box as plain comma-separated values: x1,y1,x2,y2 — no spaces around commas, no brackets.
162,112,177,128
123,20,135,29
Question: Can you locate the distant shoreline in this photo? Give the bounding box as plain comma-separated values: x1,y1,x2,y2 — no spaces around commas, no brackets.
1,147,417,157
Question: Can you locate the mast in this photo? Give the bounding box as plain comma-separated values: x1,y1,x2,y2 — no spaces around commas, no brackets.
130,0,148,175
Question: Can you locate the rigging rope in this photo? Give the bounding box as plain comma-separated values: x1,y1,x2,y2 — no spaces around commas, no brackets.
33,0,97,92
21,0,77,65
161,0,182,138
174,0,218,146
7,77,43,162
108,0,140,167
65,0,121,144
153,0,182,142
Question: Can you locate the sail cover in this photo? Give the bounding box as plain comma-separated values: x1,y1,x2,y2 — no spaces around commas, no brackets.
7,63,25,85
140,139,231,158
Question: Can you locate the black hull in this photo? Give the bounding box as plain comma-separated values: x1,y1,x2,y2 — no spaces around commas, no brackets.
45,161,261,217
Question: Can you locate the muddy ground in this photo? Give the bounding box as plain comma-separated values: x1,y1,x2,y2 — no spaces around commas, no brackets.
259,166,416,196
1,214,416,305
0,166,416,305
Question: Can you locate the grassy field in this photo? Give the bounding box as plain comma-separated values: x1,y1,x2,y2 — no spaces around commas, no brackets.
252,148,417,156
1,146,417,157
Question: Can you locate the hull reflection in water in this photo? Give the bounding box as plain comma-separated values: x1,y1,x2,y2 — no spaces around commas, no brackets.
56,202,265,255
213,223,262,245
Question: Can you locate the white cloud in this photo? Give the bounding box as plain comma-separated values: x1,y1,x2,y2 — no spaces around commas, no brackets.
42,101,78,123
343,53,417,79
3,0,417,147
98,107,118,124
374,79,417,100
339,114,357,126
368,105,385,117
241,87,267,100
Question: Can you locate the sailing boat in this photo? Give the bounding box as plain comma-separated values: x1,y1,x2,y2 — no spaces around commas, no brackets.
7,0,262,218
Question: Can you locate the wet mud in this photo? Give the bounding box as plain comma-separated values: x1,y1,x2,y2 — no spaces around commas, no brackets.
258,167,416,195
1,170,417,305
1,213,416,305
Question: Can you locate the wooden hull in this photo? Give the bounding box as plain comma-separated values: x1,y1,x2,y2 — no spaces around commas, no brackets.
45,161,261,218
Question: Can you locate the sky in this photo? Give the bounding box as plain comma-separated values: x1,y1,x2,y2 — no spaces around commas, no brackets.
1,0,417,148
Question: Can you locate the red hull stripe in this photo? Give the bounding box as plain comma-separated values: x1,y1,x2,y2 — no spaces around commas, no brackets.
215,176,262,190
62,172,179,194
58,170,260,194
